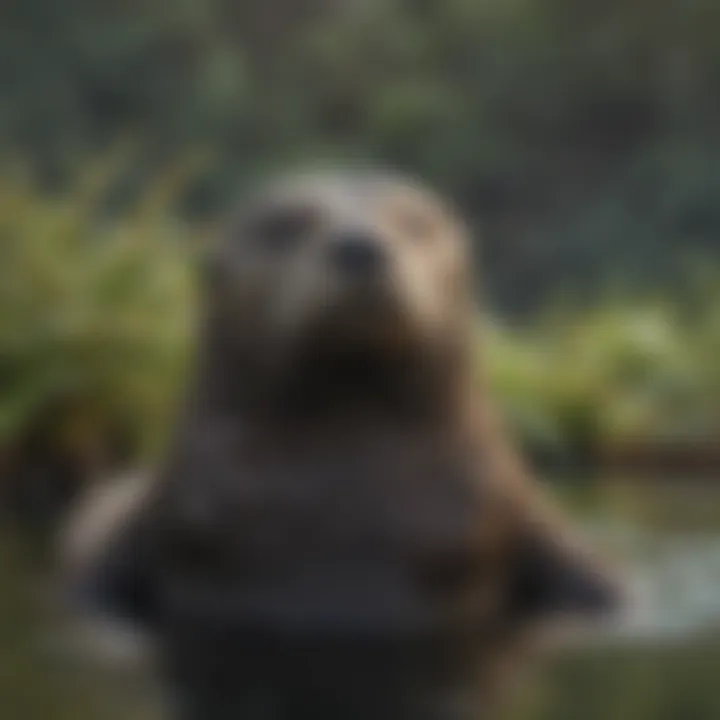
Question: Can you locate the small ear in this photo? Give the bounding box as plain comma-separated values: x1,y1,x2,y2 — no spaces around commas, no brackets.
509,525,621,623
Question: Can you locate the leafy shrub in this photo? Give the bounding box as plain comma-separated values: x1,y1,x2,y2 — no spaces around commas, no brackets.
486,287,720,465
0,167,196,463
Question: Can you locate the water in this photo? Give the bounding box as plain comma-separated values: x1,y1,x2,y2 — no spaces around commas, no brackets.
508,479,720,720
1,477,720,720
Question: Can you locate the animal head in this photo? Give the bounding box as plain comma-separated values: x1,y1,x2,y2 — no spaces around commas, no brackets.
203,169,475,399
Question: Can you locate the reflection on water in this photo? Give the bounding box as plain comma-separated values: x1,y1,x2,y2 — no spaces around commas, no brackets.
567,480,720,643
1,477,720,719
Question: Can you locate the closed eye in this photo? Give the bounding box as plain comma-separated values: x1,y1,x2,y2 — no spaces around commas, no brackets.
248,203,321,252
387,197,443,245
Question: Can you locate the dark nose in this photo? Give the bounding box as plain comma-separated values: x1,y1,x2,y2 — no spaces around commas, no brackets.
329,231,385,275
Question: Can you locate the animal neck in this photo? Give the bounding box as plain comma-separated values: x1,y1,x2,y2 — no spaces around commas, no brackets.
188,323,475,435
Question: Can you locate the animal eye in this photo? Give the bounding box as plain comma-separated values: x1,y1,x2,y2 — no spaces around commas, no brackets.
393,204,439,244
249,204,319,251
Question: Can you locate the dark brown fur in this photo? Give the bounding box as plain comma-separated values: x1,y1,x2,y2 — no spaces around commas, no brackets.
64,169,618,719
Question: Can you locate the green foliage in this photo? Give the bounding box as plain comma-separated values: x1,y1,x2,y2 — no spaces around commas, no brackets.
486,288,720,463
0,166,196,458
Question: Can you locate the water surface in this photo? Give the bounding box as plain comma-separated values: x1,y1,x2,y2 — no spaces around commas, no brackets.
1,477,719,720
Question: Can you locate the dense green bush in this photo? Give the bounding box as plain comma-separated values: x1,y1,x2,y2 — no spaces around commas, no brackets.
0,167,196,461
486,288,720,465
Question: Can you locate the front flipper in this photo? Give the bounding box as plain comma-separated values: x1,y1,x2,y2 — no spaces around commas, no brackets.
59,473,162,631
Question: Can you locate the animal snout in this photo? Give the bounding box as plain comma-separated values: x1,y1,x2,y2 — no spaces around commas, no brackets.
328,230,386,276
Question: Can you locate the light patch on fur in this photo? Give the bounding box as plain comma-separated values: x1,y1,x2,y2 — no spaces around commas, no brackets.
57,472,157,668
60,471,151,572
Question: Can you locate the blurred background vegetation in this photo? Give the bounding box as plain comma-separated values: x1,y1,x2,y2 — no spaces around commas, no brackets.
1,0,719,486
3,0,720,307
1,1,720,718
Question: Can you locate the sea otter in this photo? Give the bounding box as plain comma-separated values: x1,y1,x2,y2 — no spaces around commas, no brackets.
61,168,619,719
